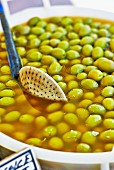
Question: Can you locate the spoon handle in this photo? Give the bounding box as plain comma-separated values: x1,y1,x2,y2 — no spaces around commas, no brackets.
0,12,22,80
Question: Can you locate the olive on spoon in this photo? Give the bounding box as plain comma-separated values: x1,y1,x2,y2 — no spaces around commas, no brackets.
0,12,67,102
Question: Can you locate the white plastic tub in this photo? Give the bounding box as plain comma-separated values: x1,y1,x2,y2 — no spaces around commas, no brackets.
0,1,114,170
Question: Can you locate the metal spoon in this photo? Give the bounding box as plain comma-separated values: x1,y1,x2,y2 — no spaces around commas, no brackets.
0,12,67,102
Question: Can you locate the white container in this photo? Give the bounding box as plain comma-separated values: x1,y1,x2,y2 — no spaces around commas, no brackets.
0,1,114,170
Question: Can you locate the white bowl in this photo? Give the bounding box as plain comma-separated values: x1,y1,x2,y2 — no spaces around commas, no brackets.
0,4,114,170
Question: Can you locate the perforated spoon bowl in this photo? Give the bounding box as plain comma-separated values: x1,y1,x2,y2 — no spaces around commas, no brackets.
0,11,67,102
19,66,67,101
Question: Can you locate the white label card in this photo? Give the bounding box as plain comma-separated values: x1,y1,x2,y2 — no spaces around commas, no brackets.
0,148,41,170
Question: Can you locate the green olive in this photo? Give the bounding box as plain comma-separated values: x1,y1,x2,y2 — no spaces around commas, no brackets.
69,59,81,66
49,16,62,24
46,23,57,32
28,17,40,26
16,36,28,46
68,32,79,39
81,79,98,90
21,58,28,65
56,122,70,135
39,32,51,40
84,17,93,24
37,20,47,27
0,51,7,60
0,89,15,97
86,115,102,128
27,51,42,61
104,50,114,59
40,45,53,54
94,37,110,48
84,66,97,73
70,45,82,52
0,123,15,133
88,69,103,81
92,47,104,59
58,82,67,91
19,114,34,123
102,98,114,110
67,50,80,60
83,92,95,100
51,31,64,39
58,40,69,50
26,138,42,147
110,39,114,52
81,131,97,145
77,72,87,80
27,62,41,67
67,88,83,100
67,80,79,90
49,137,64,150
51,48,66,59
104,143,114,152
109,26,114,34
31,26,45,35
28,38,41,48
79,25,91,37
0,82,5,90
71,64,84,74
82,44,93,56
0,108,6,116
41,40,50,46
69,39,80,46
105,111,114,118
47,111,64,123
76,143,91,152
53,75,63,82
103,119,114,129
101,86,114,97
63,103,76,113
17,25,31,35
65,25,73,32
17,47,26,56
78,99,92,108
98,28,110,37
48,62,62,75
100,130,114,142
43,125,57,137
49,39,60,47
46,103,62,112
61,17,73,26
64,113,79,126
0,65,11,74
88,104,106,115
4,111,21,122
101,75,114,86
27,34,37,40
76,108,89,120
80,36,94,45
0,97,15,106
41,55,57,65
63,130,81,143
97,58,114,73
35,116,48,129
74,23,84,33
82,57,93,66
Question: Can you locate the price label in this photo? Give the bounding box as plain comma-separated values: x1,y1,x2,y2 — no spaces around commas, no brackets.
0,148,41,170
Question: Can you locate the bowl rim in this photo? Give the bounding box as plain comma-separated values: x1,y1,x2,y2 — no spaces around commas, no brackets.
0,132,114,164
1,5,114,27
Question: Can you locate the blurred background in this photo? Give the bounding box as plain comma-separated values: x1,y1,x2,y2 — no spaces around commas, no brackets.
0,0,114,15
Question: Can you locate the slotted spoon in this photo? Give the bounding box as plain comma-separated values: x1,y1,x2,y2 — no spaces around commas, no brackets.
0,12,67,102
